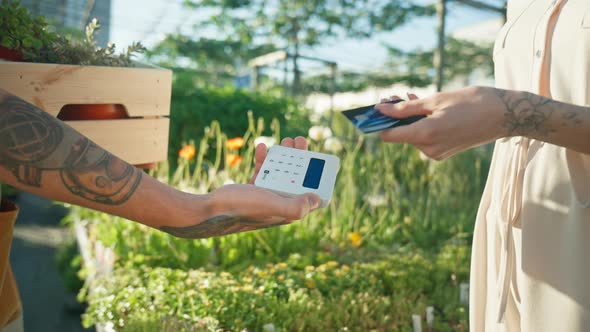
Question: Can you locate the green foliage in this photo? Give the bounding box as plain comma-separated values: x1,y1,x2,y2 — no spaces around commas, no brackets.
0,1,145,66
168,85,310,168
69,112,488,331
55,238,85,294
185,0,434,47
148,35,275,86
0,0,56,53
43,19,146,67
147,0,434,93
301,36,495,94
82,247,470,331
0,183,19,199
384,37,495,88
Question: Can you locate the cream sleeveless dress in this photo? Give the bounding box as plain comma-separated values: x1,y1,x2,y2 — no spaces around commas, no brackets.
470,0,590,331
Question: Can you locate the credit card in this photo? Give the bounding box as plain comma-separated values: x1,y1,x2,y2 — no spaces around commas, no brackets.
341,99,425,134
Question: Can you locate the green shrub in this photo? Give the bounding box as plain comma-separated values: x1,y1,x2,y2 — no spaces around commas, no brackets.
168,85,310,169
69,114,487,331
0,1,145,65
55,238,85,294
82,249,470,332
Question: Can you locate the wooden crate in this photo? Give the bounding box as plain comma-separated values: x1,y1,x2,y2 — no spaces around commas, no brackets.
0,61,172,165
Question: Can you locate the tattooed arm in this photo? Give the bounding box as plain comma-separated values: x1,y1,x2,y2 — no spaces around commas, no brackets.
375,86,590,159
493,89,589,153
0,89,321,238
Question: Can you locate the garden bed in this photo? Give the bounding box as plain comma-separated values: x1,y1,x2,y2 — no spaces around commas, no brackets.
63,117,485,332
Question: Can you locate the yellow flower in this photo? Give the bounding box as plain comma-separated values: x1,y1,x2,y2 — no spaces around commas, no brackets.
306,279,316,289
226,154,243,167
226,137,245,150
342,265,350,272
305,265,315,273
277,262,288,269
178,145,196,160
348,232,363,247
326,261,339,268
277,275,285,281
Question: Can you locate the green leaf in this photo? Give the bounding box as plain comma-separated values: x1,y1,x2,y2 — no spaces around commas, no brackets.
22,37,33,48
31,38,42,50
1,38,15,49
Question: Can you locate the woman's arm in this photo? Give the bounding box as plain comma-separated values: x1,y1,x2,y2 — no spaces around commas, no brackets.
494,88,589,154
0,89,321,238
375,86,590,159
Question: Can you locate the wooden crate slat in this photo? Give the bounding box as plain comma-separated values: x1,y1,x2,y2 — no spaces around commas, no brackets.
0,62,172,117
67,118,170,165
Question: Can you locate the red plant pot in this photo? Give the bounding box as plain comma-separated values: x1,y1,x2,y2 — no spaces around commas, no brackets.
133,163,157,169
0,46,24,62
57,104,128,121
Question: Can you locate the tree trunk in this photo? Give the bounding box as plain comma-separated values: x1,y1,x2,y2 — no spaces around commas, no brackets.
291,19,301,96
292,42,301,96
434,0,447,92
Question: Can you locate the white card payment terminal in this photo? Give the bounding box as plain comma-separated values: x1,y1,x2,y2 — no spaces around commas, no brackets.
254,145,340,208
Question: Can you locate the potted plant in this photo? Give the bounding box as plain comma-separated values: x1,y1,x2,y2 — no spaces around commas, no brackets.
0,1,52,61
0,1,171,168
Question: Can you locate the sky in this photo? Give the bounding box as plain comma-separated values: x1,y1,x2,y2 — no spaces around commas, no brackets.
109,0,503,73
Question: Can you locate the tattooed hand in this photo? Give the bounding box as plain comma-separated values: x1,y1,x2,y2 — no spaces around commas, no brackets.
375,86,589,159
0,89,322,239
160,136,323,239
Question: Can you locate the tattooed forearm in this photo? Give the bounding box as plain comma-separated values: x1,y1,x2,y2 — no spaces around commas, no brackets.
495,89,583,137
0,96,64,186
160,215,288,239
0,91,142,205
496,89,557,136
60,138,142,204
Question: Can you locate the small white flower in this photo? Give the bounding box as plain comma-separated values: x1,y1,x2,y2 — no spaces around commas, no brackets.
215,170,232,184
178,181,197,194
254,136,277,147
323,137,343,153
308,126,333,141
309,112,322,124
223,178,235,185
104,321,116,332
263,323,276,332
366,193,387,207
196,183,208,194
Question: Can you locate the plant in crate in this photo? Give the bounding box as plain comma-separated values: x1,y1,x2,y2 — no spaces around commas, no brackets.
0,1,145,65
0,1,148,122
0,1,171,168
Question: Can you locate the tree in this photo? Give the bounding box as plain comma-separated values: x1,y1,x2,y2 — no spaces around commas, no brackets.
385,36,494,88
174,0,434,94
433,0,506,90
148,34,276,87
300,36,494,95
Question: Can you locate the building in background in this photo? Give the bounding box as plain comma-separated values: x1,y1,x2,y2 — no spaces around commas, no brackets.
19,0,111,46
